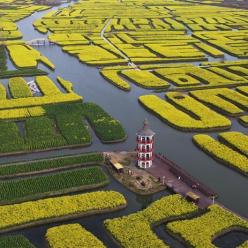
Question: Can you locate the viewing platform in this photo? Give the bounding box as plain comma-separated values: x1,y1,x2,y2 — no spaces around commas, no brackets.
147,153,217,209
105,151,217,209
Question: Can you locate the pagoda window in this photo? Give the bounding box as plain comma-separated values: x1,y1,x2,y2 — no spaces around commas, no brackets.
142,137,145,142
146,154,150,158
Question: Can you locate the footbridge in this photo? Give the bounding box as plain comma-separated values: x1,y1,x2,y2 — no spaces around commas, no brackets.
26,38,55,46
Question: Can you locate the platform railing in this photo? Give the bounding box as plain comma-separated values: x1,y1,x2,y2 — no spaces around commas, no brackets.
155,153,217,197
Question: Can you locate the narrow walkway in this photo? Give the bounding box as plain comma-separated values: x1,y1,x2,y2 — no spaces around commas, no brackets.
100,18,137,68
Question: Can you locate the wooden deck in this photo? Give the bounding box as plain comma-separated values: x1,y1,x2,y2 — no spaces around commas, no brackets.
146,154,217,209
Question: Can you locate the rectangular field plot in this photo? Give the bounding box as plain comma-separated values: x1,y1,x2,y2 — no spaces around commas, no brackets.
46,224,106,248
0,152,103,178
0,166,108,204
0,191,126,233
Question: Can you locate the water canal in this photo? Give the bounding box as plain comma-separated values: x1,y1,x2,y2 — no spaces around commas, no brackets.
0,2,247,247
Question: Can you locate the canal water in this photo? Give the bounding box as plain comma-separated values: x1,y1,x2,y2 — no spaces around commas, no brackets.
0,2,247,247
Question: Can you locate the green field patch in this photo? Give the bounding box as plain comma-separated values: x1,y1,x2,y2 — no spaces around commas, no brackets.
0,235,35,248
0,166,108,204
0,102,126,154
0,152,103,177
24,116,66,150
81,102,127,143
0,45,7,71
0,68,48,79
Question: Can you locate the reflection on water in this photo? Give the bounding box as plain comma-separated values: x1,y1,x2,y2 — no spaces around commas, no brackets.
214,230,248,248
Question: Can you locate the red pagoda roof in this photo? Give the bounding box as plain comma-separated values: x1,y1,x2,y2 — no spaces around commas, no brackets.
137,119,155,136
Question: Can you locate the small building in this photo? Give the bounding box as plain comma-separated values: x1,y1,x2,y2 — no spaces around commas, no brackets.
186,191,200,203
110,159,124,173
136,119,155,169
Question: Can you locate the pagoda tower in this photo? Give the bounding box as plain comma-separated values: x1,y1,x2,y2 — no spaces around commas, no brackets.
136,119,155,169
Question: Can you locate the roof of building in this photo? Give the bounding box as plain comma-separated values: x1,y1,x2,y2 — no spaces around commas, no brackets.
110,159,124,170
137,119,155,136
186,191,200,201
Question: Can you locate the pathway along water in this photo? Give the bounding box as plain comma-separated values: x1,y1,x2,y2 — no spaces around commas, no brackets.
0,3,247,246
